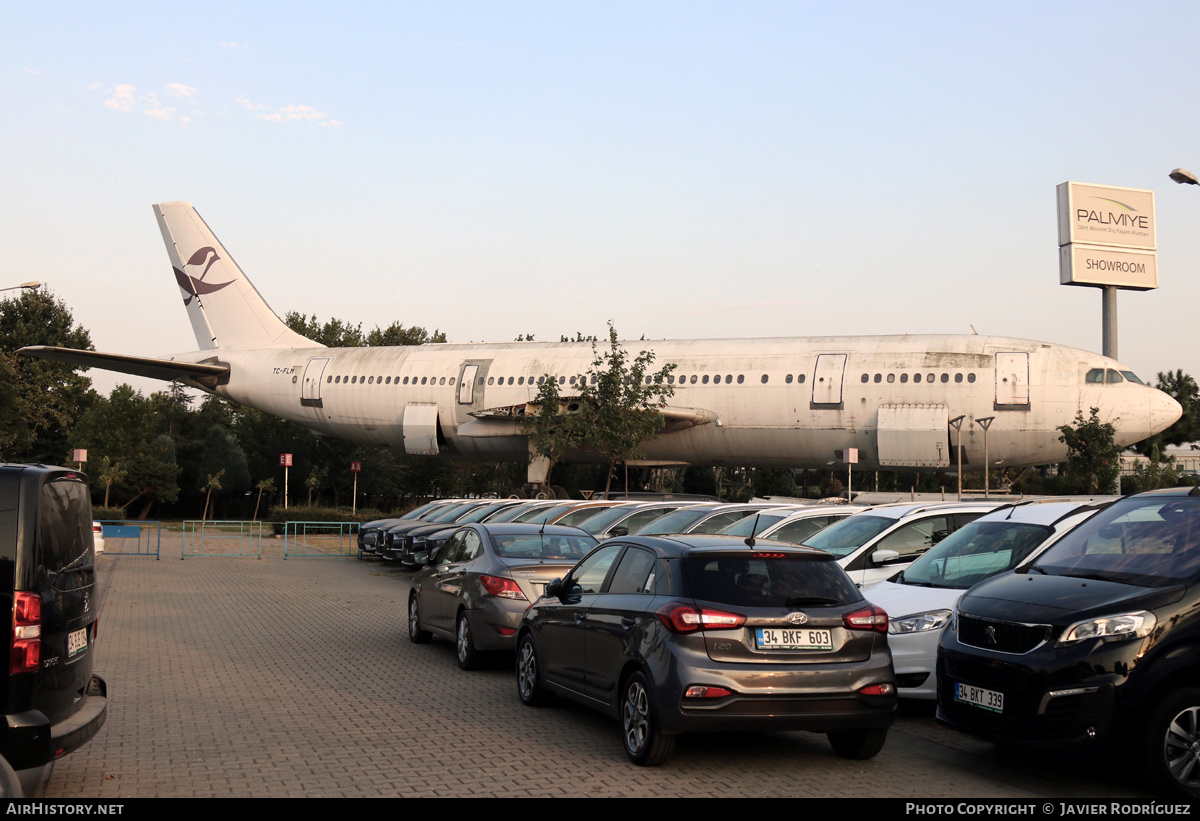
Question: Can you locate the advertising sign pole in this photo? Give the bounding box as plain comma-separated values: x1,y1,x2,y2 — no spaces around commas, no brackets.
280,454,293,510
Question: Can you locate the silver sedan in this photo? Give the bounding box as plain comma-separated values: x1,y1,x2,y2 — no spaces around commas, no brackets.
408,524,598,670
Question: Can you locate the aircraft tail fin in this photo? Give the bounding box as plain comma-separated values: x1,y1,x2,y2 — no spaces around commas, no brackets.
154,202,323,351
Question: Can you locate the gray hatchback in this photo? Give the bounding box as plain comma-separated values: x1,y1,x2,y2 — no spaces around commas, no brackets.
515,535,897,765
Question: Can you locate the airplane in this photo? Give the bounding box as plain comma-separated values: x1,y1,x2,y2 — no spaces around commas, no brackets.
19,202,1182,492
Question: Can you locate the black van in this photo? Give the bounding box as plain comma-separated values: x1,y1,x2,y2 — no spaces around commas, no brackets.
937,487,1200,797
0,465,107,770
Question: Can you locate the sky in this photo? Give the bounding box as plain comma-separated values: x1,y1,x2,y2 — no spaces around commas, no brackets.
3,1,1199,398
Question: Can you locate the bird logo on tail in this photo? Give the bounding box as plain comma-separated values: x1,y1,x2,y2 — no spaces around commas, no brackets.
173,246,233,306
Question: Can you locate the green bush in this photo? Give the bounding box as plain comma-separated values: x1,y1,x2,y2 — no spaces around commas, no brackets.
92,506,126,521
266,506,384,535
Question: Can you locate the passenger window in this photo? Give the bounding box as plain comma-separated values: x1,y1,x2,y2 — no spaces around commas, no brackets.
873,374,881,383
565,545,623,595
875,517,949,562
738,374,745,384
760,374,768,383
607,548,658,595
798,374,805,383
861,374,869,383
940,373,949,383
702,375,710,384
886,373,895,383
954,373,963,383
914,373,922,383
689,375,697,384
785,374,793,384
967,373,976,383
900,373,908,383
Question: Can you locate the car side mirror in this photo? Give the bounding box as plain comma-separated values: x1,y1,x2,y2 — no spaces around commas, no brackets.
872,549,900,565
609,527,629,538
546,578,562,599
414,551,430,566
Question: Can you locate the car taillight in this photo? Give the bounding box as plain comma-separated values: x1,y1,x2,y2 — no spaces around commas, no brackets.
843,604,888,633
480,575,527,601
11,592,41,674
656,603,746,634
858,683,895,696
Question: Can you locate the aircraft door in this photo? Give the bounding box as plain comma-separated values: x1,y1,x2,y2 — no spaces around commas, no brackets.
876,404,950,467
995,352,1030,409
458,364,479,404
300,358,330,408
402,403,440,455
811,354,847,408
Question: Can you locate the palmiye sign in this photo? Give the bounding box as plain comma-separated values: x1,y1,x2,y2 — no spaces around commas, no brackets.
1057,181,1158,290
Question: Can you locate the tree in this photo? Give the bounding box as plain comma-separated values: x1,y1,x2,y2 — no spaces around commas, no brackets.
525,324,675,497
284,313,447,348
1058,407,1123,494
1123,444,1183,494
96,456,127,508
201,470,224,521
71,386,180,518
252,478,276,521
1135,370,1200,455
0,290,94,463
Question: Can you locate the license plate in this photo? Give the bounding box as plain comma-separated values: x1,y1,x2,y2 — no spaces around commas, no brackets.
755,627,833,651
67,628,88,658
954,681,1003,713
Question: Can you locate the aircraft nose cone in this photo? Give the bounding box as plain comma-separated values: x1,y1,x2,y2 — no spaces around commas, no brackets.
1150,389,1183,436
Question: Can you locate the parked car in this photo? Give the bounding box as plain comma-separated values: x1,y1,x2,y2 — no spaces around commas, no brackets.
408,524,598,669
358,500,458,557
867,500,1105,699
0,465,108,771
801,502,1003,588
936,488,1200,798
632,503,785,537
579,502,701,540
723,505,863,543
515,535,896,765
92,521,105,555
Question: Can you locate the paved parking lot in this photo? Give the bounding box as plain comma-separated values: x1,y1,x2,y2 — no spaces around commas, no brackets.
36,545,1157,799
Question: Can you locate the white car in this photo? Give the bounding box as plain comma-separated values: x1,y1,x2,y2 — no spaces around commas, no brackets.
725,505,866,543
801,501,1005,589
92,521,105,554
866,499,1106,699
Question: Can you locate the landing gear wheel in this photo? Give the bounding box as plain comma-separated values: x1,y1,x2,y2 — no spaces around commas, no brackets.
408,594,431,644
621,672,676,766
506,487,528,499
516,634,553,706
1145,687,1200,797
827,729,888,760
551,485,570,500
530,484,554,500
456,612,482,670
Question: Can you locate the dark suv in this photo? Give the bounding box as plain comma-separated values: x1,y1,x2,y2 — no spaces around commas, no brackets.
516,535,896,765
936,488,1200,797
0,465,107,771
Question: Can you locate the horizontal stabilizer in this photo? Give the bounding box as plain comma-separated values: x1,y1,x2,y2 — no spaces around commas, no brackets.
18,346,229,392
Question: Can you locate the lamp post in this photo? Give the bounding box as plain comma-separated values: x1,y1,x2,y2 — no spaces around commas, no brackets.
0,282,40,293
976,416,995,498
1170,168,1199,186
949,415,966,501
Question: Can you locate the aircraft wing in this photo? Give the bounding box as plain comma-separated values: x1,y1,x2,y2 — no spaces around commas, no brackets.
17,346,229,391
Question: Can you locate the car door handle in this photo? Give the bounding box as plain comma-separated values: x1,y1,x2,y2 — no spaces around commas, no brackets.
574,613,587,624
621,618,637,629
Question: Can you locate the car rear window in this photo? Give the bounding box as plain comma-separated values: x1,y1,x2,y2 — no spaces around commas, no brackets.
38,477,93,582
682,553,862,608
492,534,596,560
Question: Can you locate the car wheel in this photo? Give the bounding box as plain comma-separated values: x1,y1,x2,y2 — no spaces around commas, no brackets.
516,634,553,706
827,729,888,760
456,612,482,670
621,672,675,766
408,594,431,644
1145,687,1200,797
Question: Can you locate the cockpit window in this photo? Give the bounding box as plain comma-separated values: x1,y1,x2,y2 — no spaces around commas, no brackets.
1106,370,1125,384
1121,371,1144,385
1085,368,1105,384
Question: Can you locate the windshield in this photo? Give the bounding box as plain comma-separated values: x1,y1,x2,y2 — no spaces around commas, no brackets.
635,508,714,535
720,513,790,537
803,515,895,558
1030,496,1200,587
580,505,643,534
899,521,1053,589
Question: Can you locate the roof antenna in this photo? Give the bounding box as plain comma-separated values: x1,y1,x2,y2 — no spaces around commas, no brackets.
744,513,760,548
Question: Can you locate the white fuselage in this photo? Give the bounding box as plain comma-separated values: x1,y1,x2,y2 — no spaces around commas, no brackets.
197,333,1179,472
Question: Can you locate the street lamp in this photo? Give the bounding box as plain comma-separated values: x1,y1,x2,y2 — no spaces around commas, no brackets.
0,282,40,293
1170,168,1199,186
